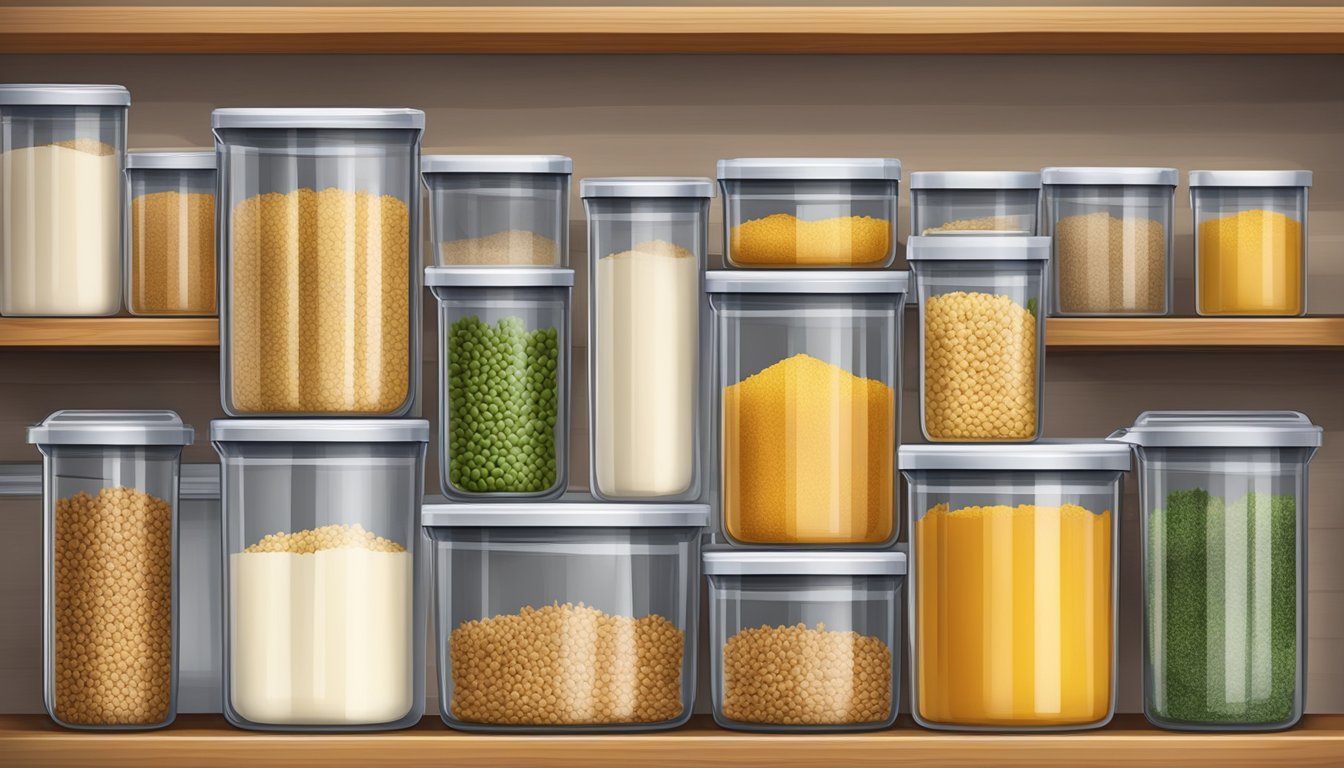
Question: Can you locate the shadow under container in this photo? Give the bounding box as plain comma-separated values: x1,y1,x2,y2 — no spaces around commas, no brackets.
910,171,1040,236
899,441,1128,731
426,266,573,501
0,84,128,317
907,235,1048,443
717,158,900,268
706,270,907,547
581,176,714,502
423,154,571,267
1191,171,1311,317
213,107,424,416
212,419,430,732
1109,411,1321,732
27,410,195,730
704,550,905,733
125,151,217,316
423,498,707,732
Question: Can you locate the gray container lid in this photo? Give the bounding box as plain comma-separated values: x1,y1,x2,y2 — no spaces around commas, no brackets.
422,154,572,175
211,108,425,130
705,270,909,295
910,171,1041,190
1108,411,1322,449
0,84,130,107
28,410,194,446
210,419,430,443
127,150,216,170
580,177,715,199
717,157,901,182
906,235,1050,261
425,266,574,288
423,497,709,528
1040,167,1178,186
703,550,907,577
1189,170,1313,188
899,440,1131,472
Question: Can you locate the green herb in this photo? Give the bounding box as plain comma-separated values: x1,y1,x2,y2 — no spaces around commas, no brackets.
1026,297,1038,317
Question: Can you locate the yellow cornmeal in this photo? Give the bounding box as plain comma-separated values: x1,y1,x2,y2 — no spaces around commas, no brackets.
244,523,405,554
730,213,891,266
1198,209,1303,315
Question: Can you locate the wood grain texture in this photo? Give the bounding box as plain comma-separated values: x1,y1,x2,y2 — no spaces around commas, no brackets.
0,318,217,348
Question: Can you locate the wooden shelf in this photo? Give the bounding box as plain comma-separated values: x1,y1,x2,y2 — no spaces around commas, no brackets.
0,318,217,348
1,5,1342,55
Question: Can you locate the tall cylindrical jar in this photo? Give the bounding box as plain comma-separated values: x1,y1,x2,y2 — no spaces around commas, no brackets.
125,151,217,316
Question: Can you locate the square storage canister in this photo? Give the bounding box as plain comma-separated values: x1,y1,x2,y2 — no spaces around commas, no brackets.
910,171,1041,236
125,150,217,316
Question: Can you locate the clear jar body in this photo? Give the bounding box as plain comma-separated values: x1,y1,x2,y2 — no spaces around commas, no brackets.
1193,186,1308,317
425,172,569,266
912,188,1040,236
721,179,898,268
126,167,217,316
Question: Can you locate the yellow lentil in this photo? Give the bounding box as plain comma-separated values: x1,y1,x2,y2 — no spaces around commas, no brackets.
1198,209,1303,315
730,213,891,266
129,191,216,315
922,215,1026,235
1056,212,1166,314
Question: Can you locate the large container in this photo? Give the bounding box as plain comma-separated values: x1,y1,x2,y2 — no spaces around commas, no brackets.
125,151,217,316
1109,411,1321,731
424,498,707,732
907,235,1049,443
213,108,424,416
423,155,572,267
717,158,900,268
910,171,1041,236
582,177,713,502
899,441,1129,731
1191,171,1311,317
706,270,907,547
0,84,128,317
27,410,194,730
704,550,905,733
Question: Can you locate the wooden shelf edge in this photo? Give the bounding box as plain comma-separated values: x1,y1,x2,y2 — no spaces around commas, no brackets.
0,318,218,348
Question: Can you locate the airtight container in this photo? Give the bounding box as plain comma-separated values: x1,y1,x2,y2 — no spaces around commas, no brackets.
212,419,430,732
27,410,194,730
424,498,707,732
899,441,1129,731
213,108,424,417
423,155,571,267
0,84,128,317
704,550,905,733
706,271,907,547
125,151,217,316
907,235,1049,443
1191,171,1311,317
1109,411,1321,732
1041,167,1176,317
717,158,900,268
910,171,1041,236
582,177,713,502
426,266,573,501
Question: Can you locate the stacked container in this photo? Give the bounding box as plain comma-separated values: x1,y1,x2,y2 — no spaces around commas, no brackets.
910,171,1041,236
125,151,217,316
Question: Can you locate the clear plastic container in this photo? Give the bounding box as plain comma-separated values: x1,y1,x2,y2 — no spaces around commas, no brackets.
0,84,128,317
212,419,430,732
704,550,905,733
426,266,573,501
910,171,1040,236
581,177,713,501
213,108,424,416
1109,411,1321,731
705,271,907,547
1041,167,1176,317
423,155,571,267
907,235,1049,443
899,441,1129,731
423,498,707,732
717,158,900,268
1191,171,1311,317
27,410,194,730
125,151,217,316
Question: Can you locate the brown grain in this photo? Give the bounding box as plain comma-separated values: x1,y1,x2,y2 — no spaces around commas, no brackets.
130,191,216,315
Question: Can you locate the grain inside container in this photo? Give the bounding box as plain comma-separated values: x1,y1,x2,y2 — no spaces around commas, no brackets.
125,151,217,316
910,171,1040,236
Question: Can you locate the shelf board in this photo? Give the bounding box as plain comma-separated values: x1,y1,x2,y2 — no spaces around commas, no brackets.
0,318,218,348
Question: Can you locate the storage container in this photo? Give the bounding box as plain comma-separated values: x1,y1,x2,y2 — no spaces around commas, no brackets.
704,550,905,732
906,235,1048,443
1190,171,1311,317
424,498,707,732
426,266,573,501
0,84,128,317
1041,167,1176,316
582,177,713,501
423,155,571,267
1109,411,1320,731
706,270,906,546
717,158,900,268
212,419,430,731
28,410,194,730
900,441,1128,731
125,151,217,316
910,171,1040,236
213,108,423,416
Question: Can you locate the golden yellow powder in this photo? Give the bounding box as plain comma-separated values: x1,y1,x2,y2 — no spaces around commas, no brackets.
1198,209,1303,316
730,213,891,266
130,191,217,315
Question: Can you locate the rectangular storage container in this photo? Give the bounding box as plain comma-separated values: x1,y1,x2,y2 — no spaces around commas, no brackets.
423,155,571,267
125,151,217,316
910,171,1040,236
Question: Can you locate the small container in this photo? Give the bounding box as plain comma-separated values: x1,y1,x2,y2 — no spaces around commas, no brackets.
423,154,572,267
27,410,195,730
0,84,128,317
213,108,424,416
424,498,707,732
1041,167,1176,316
717,158,900,268
125,151,217,316
212,419,430,732
704,550,905,733
582,177,713,501
1109,411,1321,731
907,235,1049,443
1190,171,1311,317
426,266,573,501
910,171,1041,236
706,271,907,547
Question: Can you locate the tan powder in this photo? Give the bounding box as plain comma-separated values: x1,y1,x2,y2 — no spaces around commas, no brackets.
439,229,559,266
130,191,216,315
1056,211,1166,314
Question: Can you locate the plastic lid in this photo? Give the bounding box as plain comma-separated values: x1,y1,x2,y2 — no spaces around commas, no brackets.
580,177,714,199
0,84,130,107
717,157,901,181
906,235,1050,261
28,410,194,446
423,498,709,528
705,270,908,295
910,171,1040,190
1040,167,1178,186
425,266,574,288
210,419,429,443
127,151,216,170
1189,170,1312,188
422,154,572,175
211,108,425,130
703,550,907,577
899,440,1131,472
1108,411,1322,449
